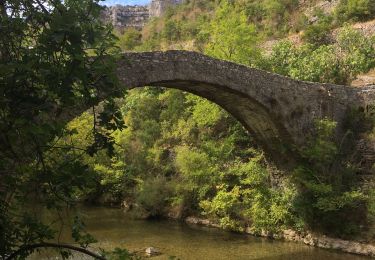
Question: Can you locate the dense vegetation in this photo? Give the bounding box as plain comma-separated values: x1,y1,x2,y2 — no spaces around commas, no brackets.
111,0,375,233
1,0,375,259
0,0,124,258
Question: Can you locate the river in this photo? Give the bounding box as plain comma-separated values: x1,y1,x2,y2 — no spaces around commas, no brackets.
30,206,371,260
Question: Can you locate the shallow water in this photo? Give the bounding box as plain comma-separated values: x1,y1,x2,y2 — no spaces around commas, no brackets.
30,206,371,259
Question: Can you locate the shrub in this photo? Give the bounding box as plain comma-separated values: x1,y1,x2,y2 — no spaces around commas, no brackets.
336,0,375,23
174,145,217,200
268,27,375,84
135,177,172,217
117,28,142,51
269,42,343,83
162,19,182,42
336,26,375,83
292,118,367,237
200,186,245,231
200,154,296,233
303,9,333,45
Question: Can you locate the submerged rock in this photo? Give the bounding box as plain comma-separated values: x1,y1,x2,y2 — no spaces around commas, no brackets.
145,247,160,256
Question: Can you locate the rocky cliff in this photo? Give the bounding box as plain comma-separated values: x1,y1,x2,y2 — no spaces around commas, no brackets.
102,0,182,30
101,5,150,30
149,0,182,17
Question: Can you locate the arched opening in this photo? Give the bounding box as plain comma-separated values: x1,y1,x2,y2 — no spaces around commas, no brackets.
61,51,362,169
147,81,295,167
55,86,287,234
112,51,361,169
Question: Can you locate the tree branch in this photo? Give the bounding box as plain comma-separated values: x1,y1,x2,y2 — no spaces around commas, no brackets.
34,0,49,15
6,242,106,260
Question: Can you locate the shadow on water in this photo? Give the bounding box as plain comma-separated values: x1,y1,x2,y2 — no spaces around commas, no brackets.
252,251,364,260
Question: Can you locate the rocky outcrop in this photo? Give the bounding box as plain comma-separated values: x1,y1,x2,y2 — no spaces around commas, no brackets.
185,216,220,228
149,0,182,17
256,227,375,257
101,0,182,29
302,0,340,23
185,216,375,257
280,229,375,257
101,5,150,30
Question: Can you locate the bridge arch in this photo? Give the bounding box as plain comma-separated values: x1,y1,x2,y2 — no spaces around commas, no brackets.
65,50,375,169
113,50,374,167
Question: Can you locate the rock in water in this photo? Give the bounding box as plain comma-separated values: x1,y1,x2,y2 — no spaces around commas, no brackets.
145,247,160,256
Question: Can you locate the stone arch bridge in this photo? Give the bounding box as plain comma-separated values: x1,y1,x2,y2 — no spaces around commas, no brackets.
70,50,375,170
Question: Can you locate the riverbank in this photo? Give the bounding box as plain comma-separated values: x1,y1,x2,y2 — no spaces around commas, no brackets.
103,198,375,258
183,216,375,258
30,205,371,260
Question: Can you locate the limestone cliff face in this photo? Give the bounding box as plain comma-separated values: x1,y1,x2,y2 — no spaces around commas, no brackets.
149,0,182,17
101,5,150,30
102,0,182,30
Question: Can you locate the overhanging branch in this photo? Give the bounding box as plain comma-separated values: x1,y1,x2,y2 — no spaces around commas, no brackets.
6,242,106,260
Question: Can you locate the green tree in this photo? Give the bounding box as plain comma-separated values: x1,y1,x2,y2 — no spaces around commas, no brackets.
117,28,142,51
292,119,367,236
162,19,182,42
204,0,262,66
336,26,375,82
302,9,333,45
0,0,122,258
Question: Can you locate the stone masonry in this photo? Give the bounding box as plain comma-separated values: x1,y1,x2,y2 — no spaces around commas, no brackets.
117,51,375,167
63,51,375,171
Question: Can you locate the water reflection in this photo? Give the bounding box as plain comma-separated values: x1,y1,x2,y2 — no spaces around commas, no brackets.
30,206,370,260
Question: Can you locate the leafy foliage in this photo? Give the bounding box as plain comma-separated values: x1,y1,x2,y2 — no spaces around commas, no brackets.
0,0,121,257
200,154,297,233
68,86,298,234
3,0,375,257
303,9,334,45
292,119,367,236
268,27,375,84
336,0,375,22
116,28,142,50
204,1,262,66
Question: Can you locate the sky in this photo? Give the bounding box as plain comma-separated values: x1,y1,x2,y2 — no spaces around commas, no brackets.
101,0,151,6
